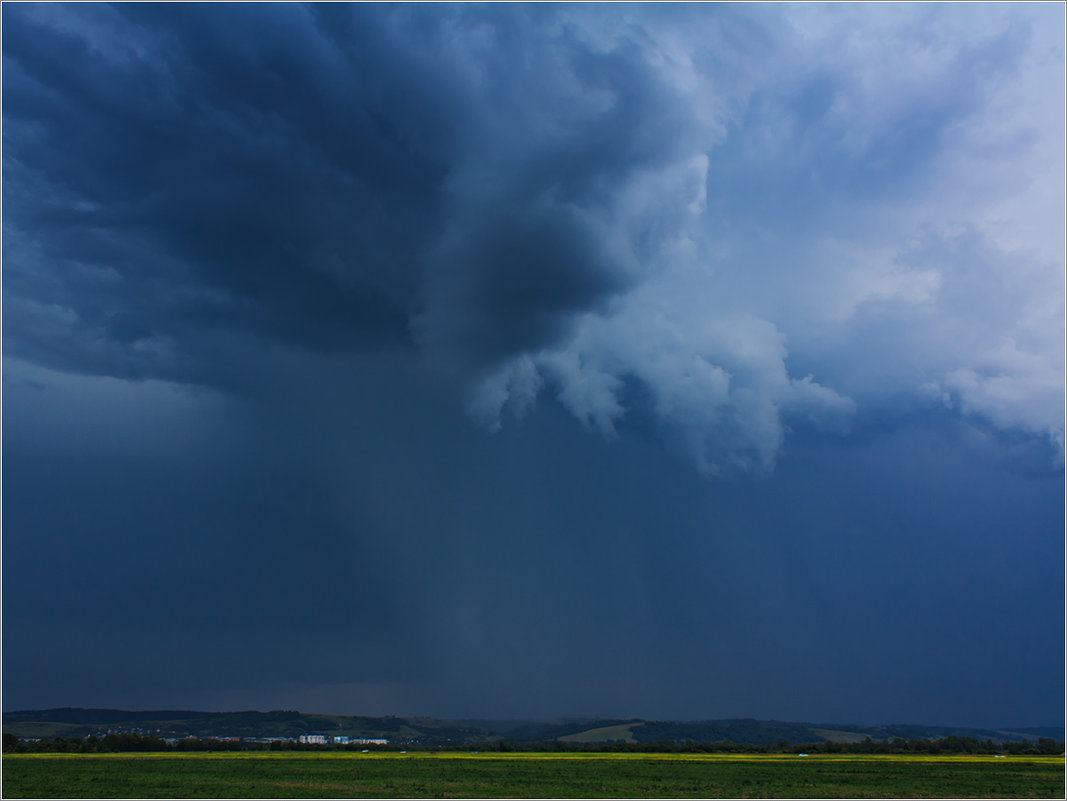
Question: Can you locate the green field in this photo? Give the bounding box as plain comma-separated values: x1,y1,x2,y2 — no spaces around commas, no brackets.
559,722,641,743
3,752,1063,798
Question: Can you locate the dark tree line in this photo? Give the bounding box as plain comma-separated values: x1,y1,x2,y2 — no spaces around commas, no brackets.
463,736,1064,755
1,733,395,753
4,731,1062,755
3,733,169,753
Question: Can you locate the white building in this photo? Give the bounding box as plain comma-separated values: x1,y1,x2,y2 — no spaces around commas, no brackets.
299,734,328,744
333,736,349,744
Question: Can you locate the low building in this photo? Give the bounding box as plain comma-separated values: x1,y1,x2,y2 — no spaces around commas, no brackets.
299,734,328,744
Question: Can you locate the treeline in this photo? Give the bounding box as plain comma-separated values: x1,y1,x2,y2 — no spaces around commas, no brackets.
4,731,1062,755
5,733,171,753
468,736,1064,755
1,733,340,753
2,733,420,753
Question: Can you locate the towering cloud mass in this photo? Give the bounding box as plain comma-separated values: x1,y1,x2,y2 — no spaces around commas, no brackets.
3,2,1062,471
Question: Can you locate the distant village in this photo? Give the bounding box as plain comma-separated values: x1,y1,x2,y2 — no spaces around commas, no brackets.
85,728,392,747
297,735,388,746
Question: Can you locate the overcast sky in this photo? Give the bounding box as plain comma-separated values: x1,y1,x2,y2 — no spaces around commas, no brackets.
3,2,1064,728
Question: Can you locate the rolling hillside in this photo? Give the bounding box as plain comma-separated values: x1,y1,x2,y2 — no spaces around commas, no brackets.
3,708,1061,747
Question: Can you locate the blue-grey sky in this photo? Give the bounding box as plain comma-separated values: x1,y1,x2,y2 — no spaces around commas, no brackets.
3,2,1063,728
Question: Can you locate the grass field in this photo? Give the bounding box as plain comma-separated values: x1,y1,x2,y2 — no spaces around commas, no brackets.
3,752,1063,798
559,723,641,743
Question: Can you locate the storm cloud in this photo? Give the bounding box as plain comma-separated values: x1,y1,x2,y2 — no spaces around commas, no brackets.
3,3,1063,725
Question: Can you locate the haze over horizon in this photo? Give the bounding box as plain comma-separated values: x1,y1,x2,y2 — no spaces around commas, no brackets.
2,3,1064,730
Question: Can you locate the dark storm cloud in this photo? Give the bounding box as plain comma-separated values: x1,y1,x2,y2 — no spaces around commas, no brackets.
3,3,436,381
3,2,1063,726
2,2,698,388
7,3,1059,461
416,204,631,374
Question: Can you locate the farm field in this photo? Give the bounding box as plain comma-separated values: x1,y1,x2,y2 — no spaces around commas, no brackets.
2,752,1064,798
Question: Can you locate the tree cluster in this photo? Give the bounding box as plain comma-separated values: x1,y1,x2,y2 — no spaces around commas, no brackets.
3,731,1062,755
3,733,168,753
461,736,1064,755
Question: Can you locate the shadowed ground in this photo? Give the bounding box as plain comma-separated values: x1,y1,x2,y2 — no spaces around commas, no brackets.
3,752,1064,798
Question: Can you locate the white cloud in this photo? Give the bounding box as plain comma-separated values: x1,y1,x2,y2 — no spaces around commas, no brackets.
467,2,1064,471
932,339,1065,443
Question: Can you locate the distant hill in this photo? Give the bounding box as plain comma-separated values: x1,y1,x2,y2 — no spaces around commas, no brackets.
2,709,484,745
3,708,1062,746
512,718,1063,748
